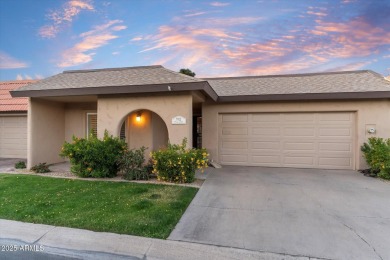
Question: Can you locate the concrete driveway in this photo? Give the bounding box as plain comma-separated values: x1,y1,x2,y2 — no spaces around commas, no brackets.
169,166,390,260
0,158,26,172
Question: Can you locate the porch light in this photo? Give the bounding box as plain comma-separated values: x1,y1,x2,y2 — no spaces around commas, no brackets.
136,112,142,122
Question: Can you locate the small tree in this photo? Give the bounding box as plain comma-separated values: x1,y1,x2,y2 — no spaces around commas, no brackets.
179,68,196,77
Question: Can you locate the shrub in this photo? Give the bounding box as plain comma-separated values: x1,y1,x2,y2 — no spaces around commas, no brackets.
152,138,209,183
361,137,390,180
15,161,26,169
31,163,50,173
60,130,127,178
118,146,149,180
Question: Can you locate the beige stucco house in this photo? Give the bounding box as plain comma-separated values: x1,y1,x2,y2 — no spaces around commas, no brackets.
10,66,390,170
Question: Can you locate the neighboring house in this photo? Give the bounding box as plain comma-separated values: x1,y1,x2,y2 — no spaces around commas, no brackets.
0,80,36,158
10,66,390,170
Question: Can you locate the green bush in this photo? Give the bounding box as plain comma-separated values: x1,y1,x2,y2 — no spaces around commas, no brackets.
118,146,149,180
31,163,50,173
60,130,127,178
15,161,26,169
152,138,209,183
361,137,390,180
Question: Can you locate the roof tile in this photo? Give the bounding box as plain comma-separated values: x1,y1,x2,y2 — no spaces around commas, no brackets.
204,70,390,96
0,80,36,112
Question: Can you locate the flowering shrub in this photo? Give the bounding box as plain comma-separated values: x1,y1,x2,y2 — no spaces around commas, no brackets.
118,146,149,180
151,138,209,183
361,137,390,180
60,130,126,178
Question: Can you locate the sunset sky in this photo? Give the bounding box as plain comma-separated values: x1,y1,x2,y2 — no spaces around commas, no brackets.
0,0,389,80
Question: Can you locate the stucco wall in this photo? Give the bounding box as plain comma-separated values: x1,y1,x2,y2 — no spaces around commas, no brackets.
64,103,97,142
98,94,193,147
202,99,390,170
28,98,65,168
152,112,168,150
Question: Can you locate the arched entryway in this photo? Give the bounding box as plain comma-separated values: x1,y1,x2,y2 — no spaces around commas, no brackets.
119,109,168,156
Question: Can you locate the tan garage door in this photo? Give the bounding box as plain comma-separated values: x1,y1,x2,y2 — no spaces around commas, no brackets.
0,115,27,158
219,112,355,169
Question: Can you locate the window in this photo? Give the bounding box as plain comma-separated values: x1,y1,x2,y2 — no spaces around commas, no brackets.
86,113,97,138
120,120,126,141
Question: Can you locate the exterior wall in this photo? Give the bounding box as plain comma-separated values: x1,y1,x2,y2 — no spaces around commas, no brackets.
127,110,153,154
98,94,193,147
64,103,97,142
202,99,390,170
152,112,168,150
28,98,65,168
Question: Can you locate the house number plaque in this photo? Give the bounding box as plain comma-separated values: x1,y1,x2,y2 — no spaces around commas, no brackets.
172,116,187,125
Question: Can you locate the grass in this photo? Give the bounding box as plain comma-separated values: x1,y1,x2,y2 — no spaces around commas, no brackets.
0,174,198,239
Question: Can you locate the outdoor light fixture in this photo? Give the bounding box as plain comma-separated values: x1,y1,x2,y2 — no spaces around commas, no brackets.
136,112,142,122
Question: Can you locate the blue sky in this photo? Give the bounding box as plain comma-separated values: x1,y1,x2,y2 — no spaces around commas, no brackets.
0,0,389,80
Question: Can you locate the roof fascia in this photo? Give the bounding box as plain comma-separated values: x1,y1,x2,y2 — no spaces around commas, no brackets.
217,91,390,102
10,81,219,101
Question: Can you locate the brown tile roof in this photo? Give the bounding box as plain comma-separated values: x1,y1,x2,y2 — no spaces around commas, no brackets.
0,80,36,112
204,70,390,97
13,65,203,92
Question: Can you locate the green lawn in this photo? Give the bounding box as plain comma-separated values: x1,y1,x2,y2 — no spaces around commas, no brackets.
0,174,198,239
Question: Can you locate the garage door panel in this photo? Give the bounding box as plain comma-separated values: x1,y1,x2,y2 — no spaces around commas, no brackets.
252,141,280,150
0,116,27,158
319,127,352,137
284,127,316,137
283,141,316,151
319,157,352,168
319,142,352,152
284,155,315,166
252,127,280,136
221,114,248,122
221,154,248,163
222,127,248,136
284,113,315,122
219,112,355,170
252,113,280,122
252,155,281,164
319,113,352,122
222,140,248,149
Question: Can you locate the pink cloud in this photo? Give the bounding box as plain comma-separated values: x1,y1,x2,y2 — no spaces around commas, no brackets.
58,20,126,67
210,2,230,7
184,12,207,17
130,36,143,41
39,0,94,39
136,5,389,77
0,51,29,69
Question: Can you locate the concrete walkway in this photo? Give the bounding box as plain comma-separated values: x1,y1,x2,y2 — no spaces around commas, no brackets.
169,166,390,260
0,219,313,260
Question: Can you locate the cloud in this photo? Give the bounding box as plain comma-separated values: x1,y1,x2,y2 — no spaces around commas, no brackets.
210,2,230,7
184,12,207,17
0,51,29,69
130,36,143,41
135,3,389,77
58,20,126,67
39,0,94,38
200,17,263,27
324,61,373,72
16,74,39,80
304,18,390,60
112,51,120,55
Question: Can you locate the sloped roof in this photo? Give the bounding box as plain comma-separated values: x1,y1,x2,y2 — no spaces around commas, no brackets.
0,80,36,112
205,70,390,97
10,66,390,102
14,65,203,92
